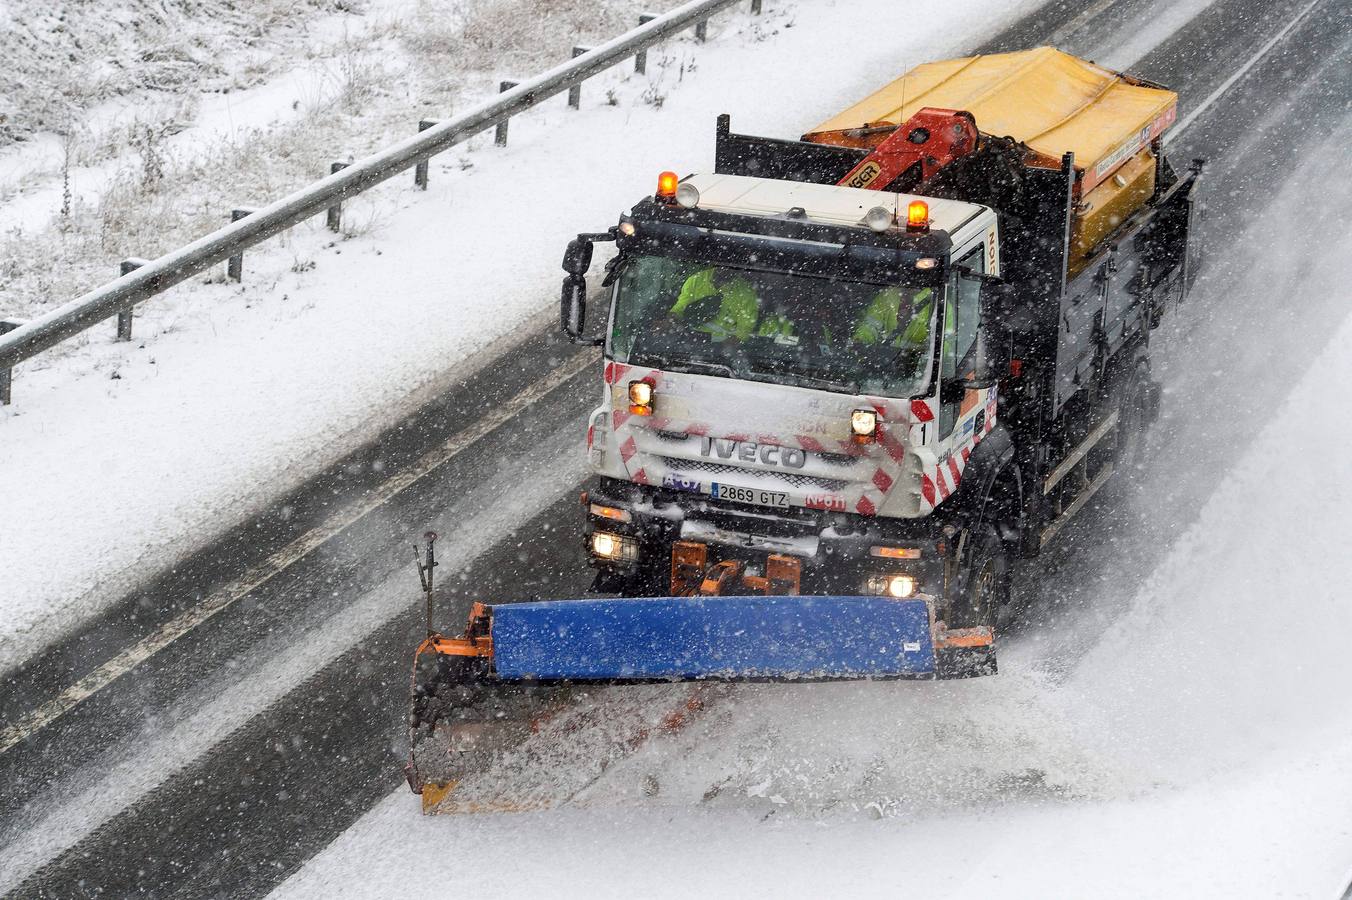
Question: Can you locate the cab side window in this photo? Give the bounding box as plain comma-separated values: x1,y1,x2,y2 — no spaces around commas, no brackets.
939,245,985,438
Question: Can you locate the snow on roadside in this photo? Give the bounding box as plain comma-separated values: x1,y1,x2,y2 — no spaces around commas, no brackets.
0,61,334,237
0,0,1044,674
0,0,688,327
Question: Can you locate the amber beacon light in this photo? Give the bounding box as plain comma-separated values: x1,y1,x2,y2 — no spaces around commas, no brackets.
656,171,679,200
906,199,930,232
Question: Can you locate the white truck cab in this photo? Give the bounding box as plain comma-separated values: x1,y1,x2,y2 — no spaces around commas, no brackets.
568,169,1003,598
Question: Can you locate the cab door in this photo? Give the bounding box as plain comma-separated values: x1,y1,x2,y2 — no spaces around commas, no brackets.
937,243,986,443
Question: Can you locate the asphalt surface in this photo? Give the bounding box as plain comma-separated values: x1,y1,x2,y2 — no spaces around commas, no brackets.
2,0,1349,894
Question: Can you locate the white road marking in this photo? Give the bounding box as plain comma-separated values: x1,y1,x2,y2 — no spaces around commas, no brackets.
0,348,596,756
1168,0,1325,139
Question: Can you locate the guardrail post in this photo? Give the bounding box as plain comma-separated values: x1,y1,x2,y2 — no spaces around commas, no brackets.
413,120,440,189
495,82,519,147
326,162,350,232
117,259,149,341
694,18,708,41
751,0,762,12
568,47,592,108
226,208,256,281
635,14,657,73
0,318,25,405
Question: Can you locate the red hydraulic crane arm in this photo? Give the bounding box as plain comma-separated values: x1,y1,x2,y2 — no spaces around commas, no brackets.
836,107,980,192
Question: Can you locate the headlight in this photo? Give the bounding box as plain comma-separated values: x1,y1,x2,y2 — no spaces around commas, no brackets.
629,379,654,416
851,409,877,444
591,530,639,563
867,573,917,598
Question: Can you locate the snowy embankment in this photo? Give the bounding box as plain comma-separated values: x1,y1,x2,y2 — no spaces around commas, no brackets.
270,118,1352,900
0,0,363,236
0,0,1041,673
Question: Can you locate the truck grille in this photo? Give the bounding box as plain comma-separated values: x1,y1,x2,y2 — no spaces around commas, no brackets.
661,457,848,492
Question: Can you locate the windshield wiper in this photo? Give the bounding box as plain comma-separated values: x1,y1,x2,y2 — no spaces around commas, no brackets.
637,352,734,378
746,355,858,394
885,343,923,372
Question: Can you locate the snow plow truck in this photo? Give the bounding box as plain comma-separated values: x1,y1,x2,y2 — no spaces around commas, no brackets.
407,47,1203,811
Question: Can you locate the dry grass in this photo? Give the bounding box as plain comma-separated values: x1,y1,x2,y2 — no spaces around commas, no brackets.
402,0,682,74
0,0,349,148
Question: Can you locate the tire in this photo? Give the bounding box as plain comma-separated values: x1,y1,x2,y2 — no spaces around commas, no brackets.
948,523,1008,629
1113,364,1154,473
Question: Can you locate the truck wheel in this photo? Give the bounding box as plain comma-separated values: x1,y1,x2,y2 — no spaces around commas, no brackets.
1114,365,1153,472
949,523,1008,629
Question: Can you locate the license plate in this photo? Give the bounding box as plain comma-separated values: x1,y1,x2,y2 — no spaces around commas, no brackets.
711,483,789,509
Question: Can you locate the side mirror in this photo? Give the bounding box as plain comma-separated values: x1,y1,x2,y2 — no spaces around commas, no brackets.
562,238,594,277
561,274,587,341
939,377,968,405
970,277,1011,389
963,318,1000,390
940,276,1005,404
941,368,997,405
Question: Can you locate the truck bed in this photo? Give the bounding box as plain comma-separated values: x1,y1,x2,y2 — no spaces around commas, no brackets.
802,47,1177,195
802,48,1180,280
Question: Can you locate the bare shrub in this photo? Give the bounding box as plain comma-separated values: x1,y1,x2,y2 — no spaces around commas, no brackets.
0,0,347,148
402,0,683,75
329,25,383,115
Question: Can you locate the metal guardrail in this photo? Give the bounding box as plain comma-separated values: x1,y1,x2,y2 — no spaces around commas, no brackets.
0,0,760,406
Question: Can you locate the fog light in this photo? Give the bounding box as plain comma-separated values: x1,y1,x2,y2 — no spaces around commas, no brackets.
867,573,917,598
851,408,877,444
591,530,639,563
870,545,922,559
589,502,632,523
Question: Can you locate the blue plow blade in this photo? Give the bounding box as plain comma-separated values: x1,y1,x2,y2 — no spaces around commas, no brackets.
490,595,936,681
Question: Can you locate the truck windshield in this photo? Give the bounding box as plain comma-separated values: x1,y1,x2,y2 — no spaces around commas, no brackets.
608,255,938,397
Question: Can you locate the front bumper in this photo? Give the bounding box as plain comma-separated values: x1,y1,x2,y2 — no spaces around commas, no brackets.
585,478,947,596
